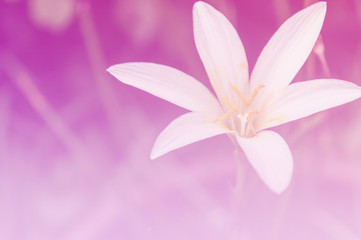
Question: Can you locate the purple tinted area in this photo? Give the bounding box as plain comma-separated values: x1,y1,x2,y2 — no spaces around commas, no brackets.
1,0,361,239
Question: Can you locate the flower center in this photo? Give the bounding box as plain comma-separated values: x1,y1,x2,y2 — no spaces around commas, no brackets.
215,83,265,137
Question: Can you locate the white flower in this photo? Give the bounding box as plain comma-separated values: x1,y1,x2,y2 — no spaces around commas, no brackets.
107,1,361,193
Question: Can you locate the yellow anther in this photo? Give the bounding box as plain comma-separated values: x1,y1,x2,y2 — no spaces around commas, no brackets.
223,97,238,111
214,109,236,122
215,97,238,122
246,110,259,116
229,83,265,108
229,82,247,102
215,84,264,137
247,84,265,105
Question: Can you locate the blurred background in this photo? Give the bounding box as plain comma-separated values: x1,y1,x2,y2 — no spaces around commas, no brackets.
1,0,361,239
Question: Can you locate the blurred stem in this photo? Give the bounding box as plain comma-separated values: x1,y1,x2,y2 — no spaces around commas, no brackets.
311,208,360,240
272,0,291,24
0,53,87,161
76,1,124,147
0,92,10,159
352,44,361,236
354,179,361,237
225,134,245,237
353,1,361,232
228,134,245,203
234,148,244,203
269,187,292,240
306,51,316,79
313,36,331,77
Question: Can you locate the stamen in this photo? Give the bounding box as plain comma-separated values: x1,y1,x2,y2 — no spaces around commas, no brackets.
247,110,259,115
229,83,265,108
246,84,265,106
214,97,238,122
214,109,236,122
215,84,265,137
223,97,238,111
229,82,247,102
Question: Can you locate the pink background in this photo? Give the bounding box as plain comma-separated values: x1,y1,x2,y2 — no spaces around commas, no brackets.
1,0,361,239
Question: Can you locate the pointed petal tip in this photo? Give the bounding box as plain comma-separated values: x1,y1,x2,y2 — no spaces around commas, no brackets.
193,0,250,104
150,151,158,160
314,1,326,5
262,79,361,130
193,1,211,16
309,1,326,10
107,63,130,74
250,0,327,92
105,62,223,114
150,144,166,160
106,65,117,74
193,1,217,16
312,1,327,16
320,1,327,12
193,1,207,8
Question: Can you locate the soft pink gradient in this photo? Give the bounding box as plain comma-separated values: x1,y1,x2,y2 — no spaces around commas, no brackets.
1,0,361,239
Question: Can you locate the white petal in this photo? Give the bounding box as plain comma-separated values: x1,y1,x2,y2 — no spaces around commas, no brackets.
250,2,326,92
193,1,249,104
261,79,361,129
107,62,222,116
237,131,293,194
151,112,228,159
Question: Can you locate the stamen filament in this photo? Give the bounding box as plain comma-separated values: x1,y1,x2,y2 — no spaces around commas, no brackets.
229,82,247,102
215,97,238,122
229,82,265,108
214,83,265,137
223,97,238,110
247,84,265,105
214,109,236,122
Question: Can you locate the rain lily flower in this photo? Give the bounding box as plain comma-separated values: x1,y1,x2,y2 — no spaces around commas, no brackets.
107,1,361,193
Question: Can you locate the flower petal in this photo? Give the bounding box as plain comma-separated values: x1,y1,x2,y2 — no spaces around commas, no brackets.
193,1,249,104
107,62,222,116
151,112,229,159
260,79,361,130
237,131,293,194
250,2,326,92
